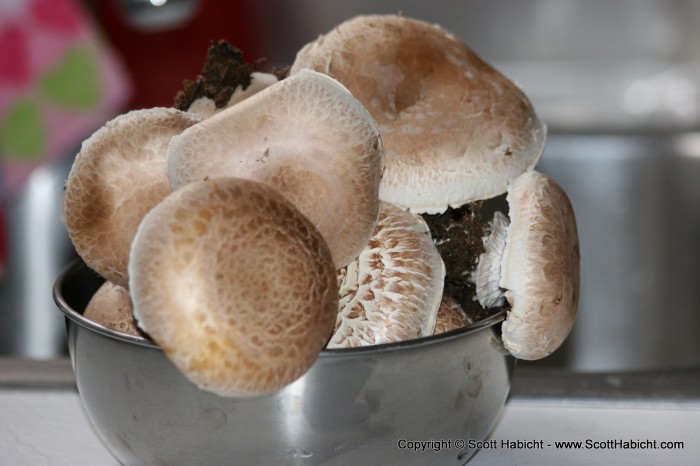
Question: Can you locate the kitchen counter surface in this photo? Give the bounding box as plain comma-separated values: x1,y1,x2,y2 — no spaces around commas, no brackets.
2,358,699,465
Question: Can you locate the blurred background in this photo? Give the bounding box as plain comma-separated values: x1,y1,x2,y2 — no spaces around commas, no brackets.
1,0,699,372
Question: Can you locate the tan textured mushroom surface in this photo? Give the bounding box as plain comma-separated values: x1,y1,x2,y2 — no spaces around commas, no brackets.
433,296,473,335
62,107,201,288
84,281,142,337
291,14,545,214
128,177,338,397
168,68,384,268
328,202,444,348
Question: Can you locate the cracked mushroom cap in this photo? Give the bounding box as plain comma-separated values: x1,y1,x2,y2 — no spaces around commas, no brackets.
84,281,141,337
291,14,545,214
499,171,580,360
128,177,338,397
63,108,201,288
168,68,384,268
328,202,445,348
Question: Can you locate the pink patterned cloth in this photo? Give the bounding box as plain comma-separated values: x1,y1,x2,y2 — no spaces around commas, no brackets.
0,0,131,198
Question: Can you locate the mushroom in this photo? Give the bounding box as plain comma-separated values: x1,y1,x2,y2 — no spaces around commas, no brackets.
84,281,143,337
433,296,473,335
62,108,201,288
473,171,580,360
128,177,338,397
328,202,445,348
167,68,384,269
290,14,545,214
291,14,580,359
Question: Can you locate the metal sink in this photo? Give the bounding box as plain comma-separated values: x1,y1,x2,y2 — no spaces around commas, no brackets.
529,132,700,371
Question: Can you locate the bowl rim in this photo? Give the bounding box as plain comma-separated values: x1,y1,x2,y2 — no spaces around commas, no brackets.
53,259,507,359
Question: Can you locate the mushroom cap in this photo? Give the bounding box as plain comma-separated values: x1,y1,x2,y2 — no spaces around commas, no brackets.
63,107,201,287
128,177,338,397
328,202,445,348
500,171,580,360
168,68,384,268
291,14,545,214
84,281,141,337
186,72,279,119
433,295,473,335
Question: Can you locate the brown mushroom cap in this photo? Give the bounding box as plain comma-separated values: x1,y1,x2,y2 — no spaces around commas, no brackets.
168,68,384,268
500,171,580,360
291,14,545,214
328,202,444,348
84,281,141,337
63,108,201,287
128,177,338,397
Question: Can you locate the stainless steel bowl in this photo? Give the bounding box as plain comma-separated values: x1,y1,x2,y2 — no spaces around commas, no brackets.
54,260,514,466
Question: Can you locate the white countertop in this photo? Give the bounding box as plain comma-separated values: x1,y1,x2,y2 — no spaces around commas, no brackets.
2,360,699,465
471,401,699,466
1,390,698,466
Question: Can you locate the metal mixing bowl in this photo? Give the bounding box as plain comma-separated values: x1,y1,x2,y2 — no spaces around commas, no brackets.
53,260,514,466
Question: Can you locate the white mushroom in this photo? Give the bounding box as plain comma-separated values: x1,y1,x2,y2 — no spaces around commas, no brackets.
84,281,141,337
291,14,545,214
128,177,338,397
328,202,445,348
167,68,384,269
474,171,580,360
63,108,201,287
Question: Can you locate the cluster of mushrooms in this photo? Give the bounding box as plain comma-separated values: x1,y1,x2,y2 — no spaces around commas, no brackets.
63,15,580,397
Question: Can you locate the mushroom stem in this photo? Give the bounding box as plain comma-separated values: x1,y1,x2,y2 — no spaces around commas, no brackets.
473,211,510,308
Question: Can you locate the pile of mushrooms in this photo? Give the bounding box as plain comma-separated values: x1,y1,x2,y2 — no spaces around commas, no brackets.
63,14,579,397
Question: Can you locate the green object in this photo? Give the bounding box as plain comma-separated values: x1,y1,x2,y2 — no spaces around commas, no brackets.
41,46,101,110
0,99,46,161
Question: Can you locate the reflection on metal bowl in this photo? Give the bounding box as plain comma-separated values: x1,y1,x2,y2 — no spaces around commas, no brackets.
53,260,514,466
